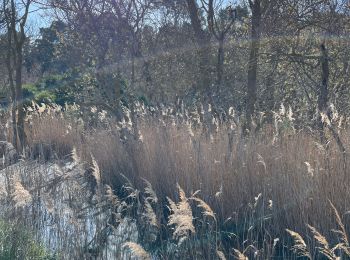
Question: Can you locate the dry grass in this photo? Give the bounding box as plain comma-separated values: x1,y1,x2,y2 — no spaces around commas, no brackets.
191,196,216,221
286,229,311,259
217,250,227,260
4,102,350,258
167,184,195,243
143,200,158,227
233,248,248,260
25,107,83,160
12,181,32,208
122,242,151,260
307,224,336,259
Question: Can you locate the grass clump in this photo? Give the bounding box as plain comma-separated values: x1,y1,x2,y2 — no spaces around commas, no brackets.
0,220,55,260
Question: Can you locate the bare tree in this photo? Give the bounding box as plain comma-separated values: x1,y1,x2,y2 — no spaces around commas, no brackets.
203,0,236,90
244,0,263,134
2,0,32,150
185,0,212,95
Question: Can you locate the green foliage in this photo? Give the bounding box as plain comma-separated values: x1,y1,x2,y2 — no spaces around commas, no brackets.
26,21,69,74
23,83,53,103
22,69,135,110
0,220,55,260
23,71,81,105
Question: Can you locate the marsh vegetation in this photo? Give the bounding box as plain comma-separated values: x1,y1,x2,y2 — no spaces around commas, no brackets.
1,0,350,259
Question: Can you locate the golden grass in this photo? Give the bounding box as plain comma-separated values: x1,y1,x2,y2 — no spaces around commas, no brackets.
5,104,349,258
122,242,151,260
12,181,32,208
216,250,227,260
286,229,311,259
142,178,158,204
167,184,195,243
143,200,158,227
233,248,248,260
329,200,350,257
91,154,101,184
191,196,216,221
307,224,336,259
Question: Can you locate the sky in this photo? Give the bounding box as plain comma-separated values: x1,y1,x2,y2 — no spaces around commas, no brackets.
28,2,53,36
27,0,243,35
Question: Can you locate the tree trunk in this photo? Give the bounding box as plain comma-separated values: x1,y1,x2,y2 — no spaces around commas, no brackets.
5,24,18,148
132,34,153,100
216,35,224,90
245,0,262,134
318,42,329,113
317,42,329,143
15,48,26,151
317,42,345,153
11,100,17,148
4,0,31,152
186,0,211,94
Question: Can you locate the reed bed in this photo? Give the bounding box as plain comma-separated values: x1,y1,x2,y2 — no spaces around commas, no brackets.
0,102,348,259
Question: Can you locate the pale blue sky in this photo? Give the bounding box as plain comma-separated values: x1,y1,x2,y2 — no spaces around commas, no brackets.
28,0,243,35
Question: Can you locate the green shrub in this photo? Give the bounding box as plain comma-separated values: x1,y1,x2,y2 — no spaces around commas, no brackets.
0,220,55,260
